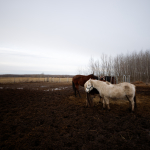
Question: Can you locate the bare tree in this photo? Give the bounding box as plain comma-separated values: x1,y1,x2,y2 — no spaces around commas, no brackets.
77,50,150,82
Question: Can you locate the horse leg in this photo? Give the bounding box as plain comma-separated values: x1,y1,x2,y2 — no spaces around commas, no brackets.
78,91,81,97
89,94,94,107
87,93,94,107
75,85,81,97
130,97,135,112
126,95,134,112
104,97,110,111
78,90,81,97
74,88,77,97
72,81,76,97
77,89,81,97
86,93,90,107
134,95,137,108
86,93,88,107
102,97,106,110
99,95,102,103
126,95,132,111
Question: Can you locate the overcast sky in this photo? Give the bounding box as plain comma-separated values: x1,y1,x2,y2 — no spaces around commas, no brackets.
0,0,150,75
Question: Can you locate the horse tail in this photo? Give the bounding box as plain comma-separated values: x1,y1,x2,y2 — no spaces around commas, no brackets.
72,81,75,91
134,95,137,108
72,81,76,96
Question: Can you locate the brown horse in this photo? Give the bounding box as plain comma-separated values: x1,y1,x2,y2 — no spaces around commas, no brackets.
72,74,98,97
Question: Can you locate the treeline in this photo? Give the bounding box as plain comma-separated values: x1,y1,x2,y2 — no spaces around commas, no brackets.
79,50,150,82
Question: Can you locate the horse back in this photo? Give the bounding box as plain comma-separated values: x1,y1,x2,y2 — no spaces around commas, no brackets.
102,82,135,99
72,75,83,81
117,82,135,97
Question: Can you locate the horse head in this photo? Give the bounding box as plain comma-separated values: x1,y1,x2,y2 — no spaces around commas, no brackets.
99,76,105,81
85,78,94,93
89,74,98,80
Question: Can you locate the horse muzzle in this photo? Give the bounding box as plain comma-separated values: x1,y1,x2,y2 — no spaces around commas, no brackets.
86,86,93,93
86,88,90,93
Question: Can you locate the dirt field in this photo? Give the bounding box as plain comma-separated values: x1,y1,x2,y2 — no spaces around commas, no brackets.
0,82,150,150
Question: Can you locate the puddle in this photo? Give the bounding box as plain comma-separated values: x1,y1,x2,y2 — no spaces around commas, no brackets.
6,87,11,89
0,86,69,91
51,87,68,91
41,86,47,88
52,88,61,91
62,87,68,89
44,89,49,91
41,86,68,91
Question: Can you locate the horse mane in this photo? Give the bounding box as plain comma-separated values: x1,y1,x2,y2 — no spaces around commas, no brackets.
88,74,94,76
88,74,98,80
73,75,83,80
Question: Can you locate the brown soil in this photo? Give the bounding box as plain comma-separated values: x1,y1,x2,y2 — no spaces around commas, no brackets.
0,82,150,150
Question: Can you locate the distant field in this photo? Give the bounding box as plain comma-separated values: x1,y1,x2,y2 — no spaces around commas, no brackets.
0,77,72,83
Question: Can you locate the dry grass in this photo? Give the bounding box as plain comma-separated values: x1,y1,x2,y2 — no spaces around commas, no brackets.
0,77,72,84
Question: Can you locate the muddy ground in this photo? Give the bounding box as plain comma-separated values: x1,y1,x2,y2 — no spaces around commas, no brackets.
0,82,150,150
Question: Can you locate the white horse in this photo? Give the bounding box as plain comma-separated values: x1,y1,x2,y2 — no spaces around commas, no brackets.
84,79,136,112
